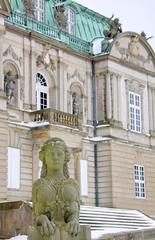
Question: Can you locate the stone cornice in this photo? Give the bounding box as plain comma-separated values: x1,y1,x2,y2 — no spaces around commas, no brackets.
93,55,155,77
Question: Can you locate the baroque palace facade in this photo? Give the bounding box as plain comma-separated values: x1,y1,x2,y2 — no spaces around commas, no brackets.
0,0,155,219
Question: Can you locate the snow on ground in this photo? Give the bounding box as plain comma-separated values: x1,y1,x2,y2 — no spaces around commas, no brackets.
91,229,132,240
9,236,27,240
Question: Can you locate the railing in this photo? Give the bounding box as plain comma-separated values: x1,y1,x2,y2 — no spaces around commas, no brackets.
33,108,79,128
5,11,92,55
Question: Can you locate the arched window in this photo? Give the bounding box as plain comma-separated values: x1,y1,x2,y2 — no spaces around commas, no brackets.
36,73,49,110
67,8,75,35
34,0,44,22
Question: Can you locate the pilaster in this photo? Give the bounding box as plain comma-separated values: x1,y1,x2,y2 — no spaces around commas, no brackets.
111,74,118,121
105,72,112,120
0,111,8,200
58,57,65,112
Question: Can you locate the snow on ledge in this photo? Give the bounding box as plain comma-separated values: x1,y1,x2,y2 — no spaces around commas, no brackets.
10,121,50,128
84,136,112,142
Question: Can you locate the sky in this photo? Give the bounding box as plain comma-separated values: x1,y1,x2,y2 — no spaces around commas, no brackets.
75,0,155,51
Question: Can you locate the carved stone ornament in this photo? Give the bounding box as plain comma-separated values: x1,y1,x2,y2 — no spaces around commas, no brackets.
28,138,81,240
36,46,56,71
67,69,84,83
115,36,152,67
3,45,22,66
126,79,145,95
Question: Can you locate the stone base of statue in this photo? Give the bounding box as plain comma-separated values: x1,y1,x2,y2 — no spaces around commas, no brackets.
28,224,91,240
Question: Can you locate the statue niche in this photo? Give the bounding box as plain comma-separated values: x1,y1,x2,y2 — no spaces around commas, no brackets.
28,138,81,240
4,70,18,104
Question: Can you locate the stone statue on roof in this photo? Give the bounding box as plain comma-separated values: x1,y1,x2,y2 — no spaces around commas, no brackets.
140,31,153,41
54,0,72,30
104,14,122,40
28,138,81,240
23,0,35,17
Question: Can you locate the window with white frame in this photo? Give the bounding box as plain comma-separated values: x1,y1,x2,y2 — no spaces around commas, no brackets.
8,147,20,189
67,8,75,35
80,160,88,196
36,73,49,110
34,0,44,22
129,92,141,132
134,165,146,198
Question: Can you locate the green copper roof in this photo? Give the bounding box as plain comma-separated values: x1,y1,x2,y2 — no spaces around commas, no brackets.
7,0,110,55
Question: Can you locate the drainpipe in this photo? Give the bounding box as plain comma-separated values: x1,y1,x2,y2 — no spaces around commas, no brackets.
92,60,99,206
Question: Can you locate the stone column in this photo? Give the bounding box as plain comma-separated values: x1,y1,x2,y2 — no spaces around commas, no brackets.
143,84,149,134
148,86,153,132
111,74,118,121
117,75,122,123
0,16,7,110
0,16,9,201
29,39,37,109
57,50,65,112
23,38,31,109
152,89,155,132
63,63,68,113
106,72,112,120
96,73,105,121
0,112,8,200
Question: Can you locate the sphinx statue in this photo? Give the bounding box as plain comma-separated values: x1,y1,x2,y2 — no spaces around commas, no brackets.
28,138,81,240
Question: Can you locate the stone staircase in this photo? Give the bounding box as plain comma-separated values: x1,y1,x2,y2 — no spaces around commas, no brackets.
80,205,155,232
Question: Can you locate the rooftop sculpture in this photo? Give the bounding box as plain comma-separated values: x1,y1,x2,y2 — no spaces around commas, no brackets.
104,14,122,40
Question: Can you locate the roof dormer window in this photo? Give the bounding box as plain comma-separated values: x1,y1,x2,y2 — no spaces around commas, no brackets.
34,0,44,22
67,8,75,35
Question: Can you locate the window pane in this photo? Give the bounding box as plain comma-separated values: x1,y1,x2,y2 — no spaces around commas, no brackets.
134,165,145,198
80,160,88,196
34,0,44,22
129,92,141,133
67,9,75,35
8,147,20,189
36,73,48,110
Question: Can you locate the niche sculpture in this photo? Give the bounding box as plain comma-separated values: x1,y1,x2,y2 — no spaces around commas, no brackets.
4,70,17,103
28,138,81,240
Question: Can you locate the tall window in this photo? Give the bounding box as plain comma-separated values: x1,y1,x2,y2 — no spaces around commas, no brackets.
36,73,49,110
129,92,141,132
67,8,75,35
80,160,88,196
8,147,20,189
134,165,146,198
34,0,44,22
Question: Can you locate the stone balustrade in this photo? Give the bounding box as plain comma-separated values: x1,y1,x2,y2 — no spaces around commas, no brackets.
33,108,79,128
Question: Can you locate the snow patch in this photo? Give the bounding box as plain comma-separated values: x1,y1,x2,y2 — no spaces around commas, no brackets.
10,121,50,128
84,136,112,142
9,236,27,240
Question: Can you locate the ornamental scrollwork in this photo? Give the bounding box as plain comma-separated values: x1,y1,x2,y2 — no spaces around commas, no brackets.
3,45,22,66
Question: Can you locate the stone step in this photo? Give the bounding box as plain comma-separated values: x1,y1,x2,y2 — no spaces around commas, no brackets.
80,205,155,231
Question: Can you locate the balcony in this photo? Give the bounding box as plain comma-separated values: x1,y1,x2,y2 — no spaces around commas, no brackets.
32,108,79,129
5,11,92,55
